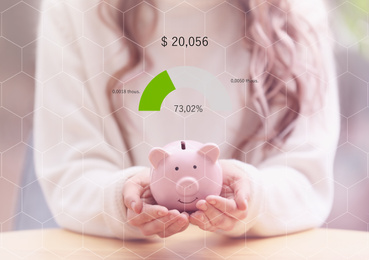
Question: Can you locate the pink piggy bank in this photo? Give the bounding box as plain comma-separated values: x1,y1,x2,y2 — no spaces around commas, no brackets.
149,140,223,212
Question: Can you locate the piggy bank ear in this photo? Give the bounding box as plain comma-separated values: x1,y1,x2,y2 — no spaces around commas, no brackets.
198,143,219,163
149,148,170,169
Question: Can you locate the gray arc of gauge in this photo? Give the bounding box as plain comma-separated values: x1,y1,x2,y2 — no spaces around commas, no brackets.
167,66,232,111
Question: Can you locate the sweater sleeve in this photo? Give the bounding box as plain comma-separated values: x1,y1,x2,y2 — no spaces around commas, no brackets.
223,96,339,238
33,1,148,239
219,19,340,238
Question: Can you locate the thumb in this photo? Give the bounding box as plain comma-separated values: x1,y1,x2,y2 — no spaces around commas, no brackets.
123,180,144,214
233,179,250,211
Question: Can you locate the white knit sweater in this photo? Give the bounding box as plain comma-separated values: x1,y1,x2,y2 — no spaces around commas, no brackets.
34,0,339,239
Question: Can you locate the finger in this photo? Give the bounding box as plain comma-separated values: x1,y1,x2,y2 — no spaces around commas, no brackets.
139,210,188,237
206,195,237,213
156,213,190,238
196,200,223,221
196,200,235,231
123,180,145,214
189,211,207,229
206,195,247,220
192,200,213,229
138,210,179,236
177,212,190,232
128,203,169,226
219,159,250,211
231,178,250,211
206,191,248,213
169,212,190,234
189,211,217,232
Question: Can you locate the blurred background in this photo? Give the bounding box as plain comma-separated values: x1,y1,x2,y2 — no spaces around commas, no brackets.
0,0,368,232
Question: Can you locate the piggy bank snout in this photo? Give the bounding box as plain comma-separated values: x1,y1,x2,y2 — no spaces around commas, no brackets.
176,177,199,196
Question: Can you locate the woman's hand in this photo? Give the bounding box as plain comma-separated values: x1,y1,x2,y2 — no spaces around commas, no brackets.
189,160,250,232
122,168,189,238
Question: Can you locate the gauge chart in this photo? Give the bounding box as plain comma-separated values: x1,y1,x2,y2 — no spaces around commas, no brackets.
138,66,232,112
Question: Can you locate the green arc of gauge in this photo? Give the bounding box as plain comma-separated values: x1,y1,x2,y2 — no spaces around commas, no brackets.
139,66,232,111
138,70,175,111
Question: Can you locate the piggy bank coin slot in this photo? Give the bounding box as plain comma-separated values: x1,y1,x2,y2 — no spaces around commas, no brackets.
181,141,186,150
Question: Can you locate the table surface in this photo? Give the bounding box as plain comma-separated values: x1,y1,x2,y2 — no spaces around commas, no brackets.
1,226,369,259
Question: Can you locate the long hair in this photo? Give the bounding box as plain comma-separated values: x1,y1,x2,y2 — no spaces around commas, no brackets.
101,0,329,161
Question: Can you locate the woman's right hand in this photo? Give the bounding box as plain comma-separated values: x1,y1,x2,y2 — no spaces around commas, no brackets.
122,168,189,238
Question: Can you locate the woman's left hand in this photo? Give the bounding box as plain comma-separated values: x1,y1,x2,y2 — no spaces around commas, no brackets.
189,160,251,232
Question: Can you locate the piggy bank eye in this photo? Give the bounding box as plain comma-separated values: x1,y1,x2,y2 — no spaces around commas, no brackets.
175,166,179,171
193,165,197,169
